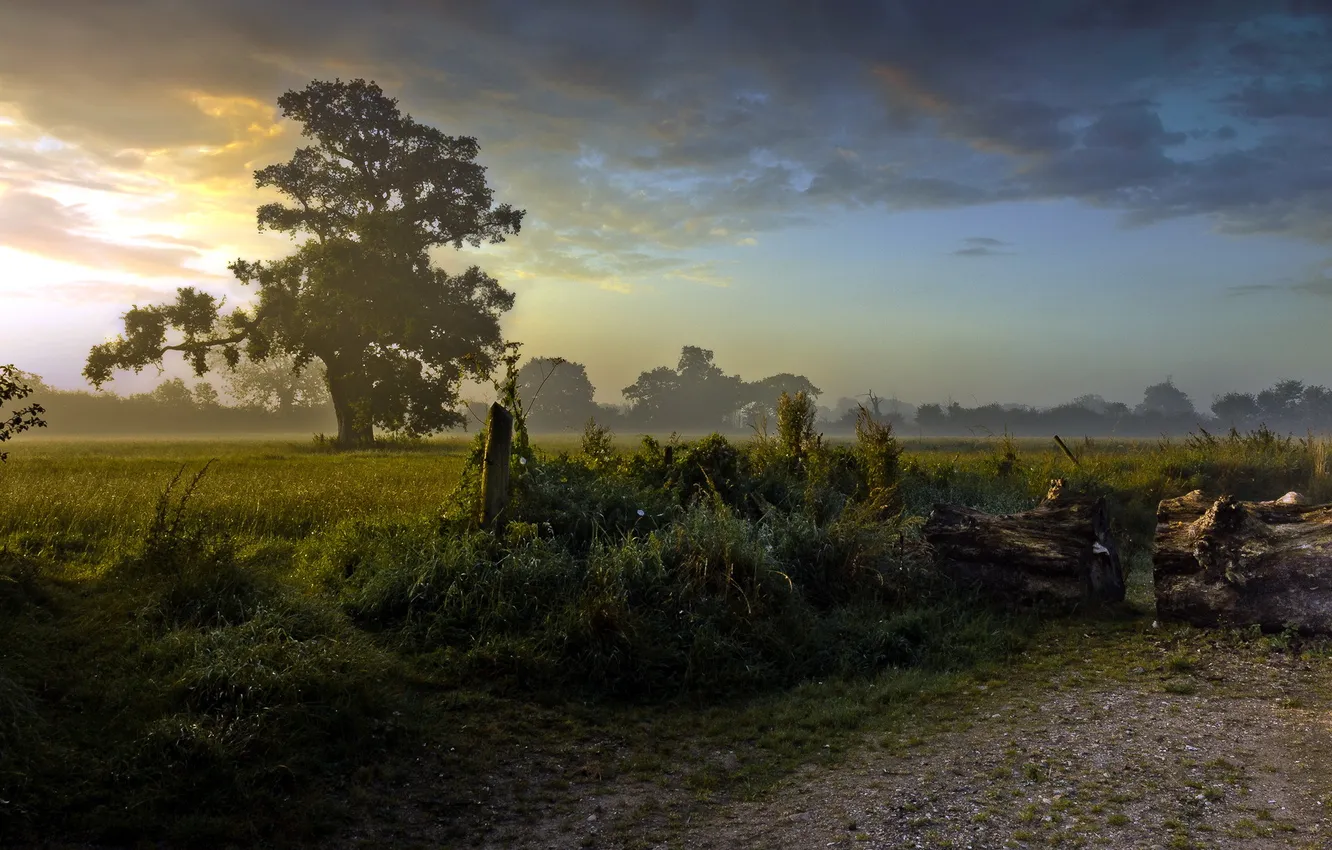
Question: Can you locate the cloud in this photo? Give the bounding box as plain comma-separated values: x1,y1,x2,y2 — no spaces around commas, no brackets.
942,99,1074,154
664,262,732,287
1083,101,1188,150
1294,276,1332,297
951,236,1013,257
1228,260,1332,297
49,280,183,303
0,187,220,277
1226,282,1283,296
0,0,1330,299
1223,81,1332,120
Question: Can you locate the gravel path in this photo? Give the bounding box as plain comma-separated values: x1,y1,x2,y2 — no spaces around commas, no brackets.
333,631,1332,850
665,652,1332,849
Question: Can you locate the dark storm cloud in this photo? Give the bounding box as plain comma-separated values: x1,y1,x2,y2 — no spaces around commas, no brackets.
2,0,1332,281
1084,102,1189,150
941,99,1074,155
1224,81,1332,119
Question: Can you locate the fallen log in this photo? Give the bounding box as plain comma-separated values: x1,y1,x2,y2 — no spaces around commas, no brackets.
923,479,1125,606
1154,490,1332,632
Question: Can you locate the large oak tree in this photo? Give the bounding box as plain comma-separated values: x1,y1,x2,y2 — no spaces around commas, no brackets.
85,79,524,447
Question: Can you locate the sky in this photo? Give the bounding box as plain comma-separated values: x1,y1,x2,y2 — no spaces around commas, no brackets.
1,0,1331,410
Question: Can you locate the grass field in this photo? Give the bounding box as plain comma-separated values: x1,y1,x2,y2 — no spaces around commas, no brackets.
0,437,474,560
1,427,1330,846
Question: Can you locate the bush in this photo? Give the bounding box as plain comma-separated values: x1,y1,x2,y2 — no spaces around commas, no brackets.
335,424,977,699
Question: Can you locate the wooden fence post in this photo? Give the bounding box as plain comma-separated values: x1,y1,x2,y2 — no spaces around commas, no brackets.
481,402,514,530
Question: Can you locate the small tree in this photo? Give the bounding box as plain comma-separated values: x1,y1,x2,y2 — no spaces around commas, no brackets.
744,373,822,428
215,352,330,413
516,357,597,430
1135,377,1195,418
776,390,820,461
1212,392,1260,430
0,365,48,461
1256,379,1306,425
1301,385,1332,431
915,403,947,431
141,378,196,408
192,382,221,409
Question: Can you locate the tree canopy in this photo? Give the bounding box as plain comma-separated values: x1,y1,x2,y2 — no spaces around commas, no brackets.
84,78,524,447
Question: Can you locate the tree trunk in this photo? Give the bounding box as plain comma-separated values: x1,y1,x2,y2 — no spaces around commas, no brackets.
923,479,1125,606
1154,490,1332,632
324,363,374,449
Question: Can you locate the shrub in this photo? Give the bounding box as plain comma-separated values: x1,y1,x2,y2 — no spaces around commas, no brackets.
580,417,616,469
854,405,903,516
776,390,821,462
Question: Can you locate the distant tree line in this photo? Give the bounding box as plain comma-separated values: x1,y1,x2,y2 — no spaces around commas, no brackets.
495,354,1332,439
10,360,334,437
910,379,1332,438
14,350,1332,440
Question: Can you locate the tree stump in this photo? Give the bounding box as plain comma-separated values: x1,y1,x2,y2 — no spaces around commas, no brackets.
923,479,1125,606
1154,490,1332,632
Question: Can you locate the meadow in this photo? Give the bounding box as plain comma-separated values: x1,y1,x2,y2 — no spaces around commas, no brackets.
2,423,1331,846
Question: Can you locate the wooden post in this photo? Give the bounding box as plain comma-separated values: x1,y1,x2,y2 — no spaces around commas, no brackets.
1053,434,1080,467
481,402,514,530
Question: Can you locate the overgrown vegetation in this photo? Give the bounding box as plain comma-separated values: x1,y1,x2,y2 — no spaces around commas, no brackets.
1,422,1330,845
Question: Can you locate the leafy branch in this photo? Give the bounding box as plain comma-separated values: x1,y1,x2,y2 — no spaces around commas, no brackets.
0,366,48,462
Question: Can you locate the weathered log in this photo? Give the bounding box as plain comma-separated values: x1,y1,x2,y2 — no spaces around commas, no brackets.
1154,490,1332,632
923,479,1125,606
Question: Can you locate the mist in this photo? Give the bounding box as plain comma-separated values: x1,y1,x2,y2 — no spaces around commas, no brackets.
15,348,1330,441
